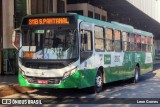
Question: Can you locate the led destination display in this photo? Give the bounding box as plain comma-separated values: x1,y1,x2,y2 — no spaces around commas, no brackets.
28,18,70,25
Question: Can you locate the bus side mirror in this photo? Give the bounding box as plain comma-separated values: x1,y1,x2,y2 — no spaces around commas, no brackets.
12,28,20,50
84,33,88,44
81,34,83,44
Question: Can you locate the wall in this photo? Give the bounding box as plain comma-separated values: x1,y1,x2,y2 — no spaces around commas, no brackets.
0,0,2,73
2,0,14,48
26,0,67,15
0,0,2,47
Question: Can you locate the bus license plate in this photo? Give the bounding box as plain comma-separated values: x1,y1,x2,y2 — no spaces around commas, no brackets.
37,80,48,84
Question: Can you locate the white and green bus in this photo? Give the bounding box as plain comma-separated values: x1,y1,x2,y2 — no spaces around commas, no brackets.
12,13,153,93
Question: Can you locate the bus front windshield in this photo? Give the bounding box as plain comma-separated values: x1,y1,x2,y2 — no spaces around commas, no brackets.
21,28,79,60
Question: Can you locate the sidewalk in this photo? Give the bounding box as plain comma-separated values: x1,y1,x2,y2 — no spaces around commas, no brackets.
0,75,18,88
0,75,36,97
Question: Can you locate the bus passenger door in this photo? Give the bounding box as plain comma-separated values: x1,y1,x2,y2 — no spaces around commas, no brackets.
80,30,92,63
79,30,94,88
79,22,93,64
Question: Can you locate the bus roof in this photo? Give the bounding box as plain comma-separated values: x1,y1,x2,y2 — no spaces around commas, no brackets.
74,14,153,37
75,14,135,32
75,14,135,33
111,21,134,33
23,13,75,18
22,13,153,37
133,29,154,37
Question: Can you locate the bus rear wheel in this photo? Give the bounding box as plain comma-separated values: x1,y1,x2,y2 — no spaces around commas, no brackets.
94,70,103,93
133,66,140,83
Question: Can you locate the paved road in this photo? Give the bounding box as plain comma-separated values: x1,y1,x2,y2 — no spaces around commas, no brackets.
1,63,160,107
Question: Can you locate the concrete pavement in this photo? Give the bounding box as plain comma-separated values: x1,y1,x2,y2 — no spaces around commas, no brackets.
0,75,18,88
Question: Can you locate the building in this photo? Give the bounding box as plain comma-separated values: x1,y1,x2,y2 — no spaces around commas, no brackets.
67,3,107,21
26,0,67,15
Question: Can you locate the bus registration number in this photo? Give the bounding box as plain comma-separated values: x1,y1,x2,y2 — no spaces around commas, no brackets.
37,80,48,84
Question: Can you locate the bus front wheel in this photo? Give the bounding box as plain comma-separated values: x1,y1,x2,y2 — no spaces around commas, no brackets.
94,70,103,93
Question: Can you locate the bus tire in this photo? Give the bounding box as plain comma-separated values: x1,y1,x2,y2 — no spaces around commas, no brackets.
94,70,103,93
133,66,140,83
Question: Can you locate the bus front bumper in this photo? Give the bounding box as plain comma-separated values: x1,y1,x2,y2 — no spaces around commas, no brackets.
18,68,97,89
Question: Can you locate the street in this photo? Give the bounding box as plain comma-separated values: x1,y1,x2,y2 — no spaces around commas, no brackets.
0,63,160,107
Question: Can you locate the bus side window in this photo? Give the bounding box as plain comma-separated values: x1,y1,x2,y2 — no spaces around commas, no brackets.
114,30,121,51
141,36,147,52
81,30,92,51
130,33,135,51
105,28,113,51
122,32,129,51
136,35,141,51
95,26,105,51
147,37,152,52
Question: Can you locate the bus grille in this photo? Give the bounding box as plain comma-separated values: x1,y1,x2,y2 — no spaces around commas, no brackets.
25,76,62,84
24,62,65,69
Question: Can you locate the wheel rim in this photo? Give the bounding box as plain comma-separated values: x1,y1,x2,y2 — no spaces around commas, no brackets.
96,75,102,87
135,68,139,81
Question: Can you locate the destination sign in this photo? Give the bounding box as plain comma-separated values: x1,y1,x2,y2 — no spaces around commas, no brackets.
28,18,70,25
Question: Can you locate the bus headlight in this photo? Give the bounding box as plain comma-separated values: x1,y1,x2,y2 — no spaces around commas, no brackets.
19,68,25,77
62,67,77,80
63,71,71,80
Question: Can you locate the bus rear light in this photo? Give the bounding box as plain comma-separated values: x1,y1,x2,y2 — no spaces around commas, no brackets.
23,52,35,58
